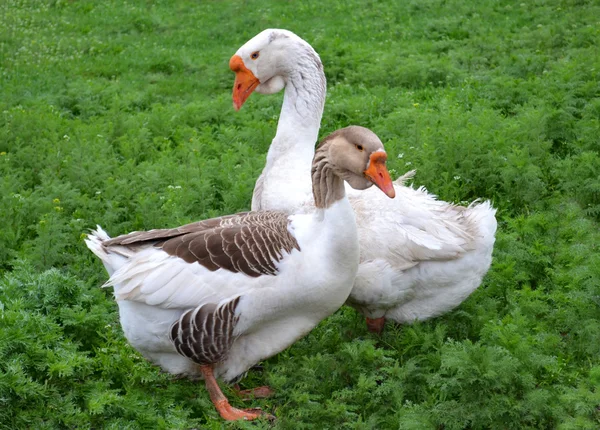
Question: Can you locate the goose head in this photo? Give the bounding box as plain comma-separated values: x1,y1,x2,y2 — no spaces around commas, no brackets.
229,29,322,110
317,126,396,199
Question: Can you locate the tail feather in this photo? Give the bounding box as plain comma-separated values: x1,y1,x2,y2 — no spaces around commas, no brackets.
85,225,128,277
84,225,111,260
394,169,416,186
465,200,498,245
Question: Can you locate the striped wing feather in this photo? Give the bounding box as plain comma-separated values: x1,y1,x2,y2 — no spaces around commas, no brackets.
169,296,241,365
103,211,300,277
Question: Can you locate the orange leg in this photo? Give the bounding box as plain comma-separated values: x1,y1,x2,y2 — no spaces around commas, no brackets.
365,317,385,334
234,384,275,400
200,365,266,421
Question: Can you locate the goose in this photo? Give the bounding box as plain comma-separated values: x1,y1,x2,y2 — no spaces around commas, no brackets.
85,126,395,421
230,29,497,334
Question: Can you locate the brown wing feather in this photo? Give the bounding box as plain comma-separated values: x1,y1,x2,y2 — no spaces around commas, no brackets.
169,296,241,365
102,211,300,277
103,213,251,246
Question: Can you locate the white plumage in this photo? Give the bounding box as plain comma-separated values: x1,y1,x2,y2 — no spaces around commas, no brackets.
86,199,359,382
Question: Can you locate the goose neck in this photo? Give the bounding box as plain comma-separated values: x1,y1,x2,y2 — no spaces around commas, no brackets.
311,148,345,209
268,56,326,159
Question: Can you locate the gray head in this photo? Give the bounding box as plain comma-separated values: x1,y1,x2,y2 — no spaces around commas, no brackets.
315,126,396,198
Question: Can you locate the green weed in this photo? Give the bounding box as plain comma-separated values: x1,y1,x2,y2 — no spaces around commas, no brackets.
1,0,599,427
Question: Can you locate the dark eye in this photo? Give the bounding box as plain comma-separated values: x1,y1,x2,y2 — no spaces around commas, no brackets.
356,144,364,151
250,51,260,60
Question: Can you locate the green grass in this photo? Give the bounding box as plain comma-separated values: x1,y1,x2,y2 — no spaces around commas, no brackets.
1,0,600,428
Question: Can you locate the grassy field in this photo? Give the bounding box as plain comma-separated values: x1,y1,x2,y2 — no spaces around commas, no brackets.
1,0,600,428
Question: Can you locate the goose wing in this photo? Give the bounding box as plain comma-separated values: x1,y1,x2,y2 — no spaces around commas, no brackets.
99,211,300,309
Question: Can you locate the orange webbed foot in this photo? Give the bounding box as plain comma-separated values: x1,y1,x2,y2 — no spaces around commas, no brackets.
366,316,386,334
214,401,269,421
201,365,275,421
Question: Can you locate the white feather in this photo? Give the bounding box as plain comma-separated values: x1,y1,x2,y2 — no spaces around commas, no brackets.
241,29,498,324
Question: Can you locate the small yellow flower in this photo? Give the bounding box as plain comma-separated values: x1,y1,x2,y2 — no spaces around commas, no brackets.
0,152,6,156
53,198,60,204
413,103,420,108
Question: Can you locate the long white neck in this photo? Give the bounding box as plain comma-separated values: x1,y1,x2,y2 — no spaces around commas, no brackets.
266,55,326,166
252,46,326,212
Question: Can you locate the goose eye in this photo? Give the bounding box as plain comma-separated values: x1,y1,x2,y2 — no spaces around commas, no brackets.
250,51,260,60
356,144,364,151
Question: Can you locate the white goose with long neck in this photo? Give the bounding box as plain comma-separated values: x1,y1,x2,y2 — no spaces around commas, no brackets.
231,29,498,333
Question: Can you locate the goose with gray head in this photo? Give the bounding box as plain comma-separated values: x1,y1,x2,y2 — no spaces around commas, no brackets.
231,29,497,334
85,126,394,421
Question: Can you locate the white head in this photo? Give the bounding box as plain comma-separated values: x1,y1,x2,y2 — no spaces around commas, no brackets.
229,29,324,110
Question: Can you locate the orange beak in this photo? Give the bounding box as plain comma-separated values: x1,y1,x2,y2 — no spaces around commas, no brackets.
229,55,260,111
363,151,395,198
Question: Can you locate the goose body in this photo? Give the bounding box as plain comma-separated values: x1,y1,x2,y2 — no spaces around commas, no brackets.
87,204,358,381
231,29,497,332
86,126,394,420
346,184,496,324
